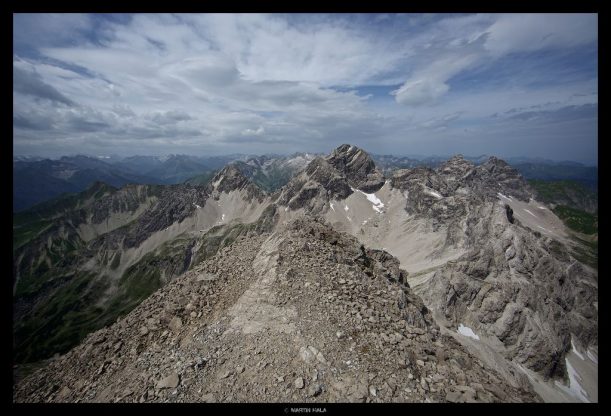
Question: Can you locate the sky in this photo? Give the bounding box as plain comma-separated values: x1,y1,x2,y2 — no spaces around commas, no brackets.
13,13,598,164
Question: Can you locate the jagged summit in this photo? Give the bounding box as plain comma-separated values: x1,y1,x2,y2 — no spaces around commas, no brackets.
326,144,385,193
207,164,265,201
275,156,353,212
437,154,476,183
276,144,386,212
483,155,509,166
474,156,532,202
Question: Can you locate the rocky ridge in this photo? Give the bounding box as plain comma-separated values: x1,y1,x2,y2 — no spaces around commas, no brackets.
14,217,539,403
206,165,267,202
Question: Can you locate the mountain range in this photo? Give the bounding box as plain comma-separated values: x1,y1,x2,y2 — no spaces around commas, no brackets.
13,153,597,213
13,145,597,403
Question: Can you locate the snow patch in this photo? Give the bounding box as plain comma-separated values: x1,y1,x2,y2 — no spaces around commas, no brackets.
193,203,202,209
457,324,480,340
586,348,598,364
424,188,442,199
497,192,511,200
362,220,368,225
571,337,585,361
538,206,547,210
284,207,289,212
330,203,335,212
555,358,590,403
537,225,549,232
356,189,385,213
554,338,593,402
344,205,349,212
524,209,537,218
221,214,225,221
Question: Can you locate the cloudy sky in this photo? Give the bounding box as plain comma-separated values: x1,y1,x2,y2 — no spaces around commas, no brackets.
13,13,598,164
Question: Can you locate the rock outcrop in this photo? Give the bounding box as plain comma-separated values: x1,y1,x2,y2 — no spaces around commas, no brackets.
276,144,385,213
275,157,353,212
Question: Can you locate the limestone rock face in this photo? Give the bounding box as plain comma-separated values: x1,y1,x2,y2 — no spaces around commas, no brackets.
472,156,534,202
326,144,385,193
276,144,384,213
207,165,267,203
418,195,597,379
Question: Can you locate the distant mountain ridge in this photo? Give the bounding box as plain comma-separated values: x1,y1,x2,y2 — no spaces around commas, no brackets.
14,152,596,212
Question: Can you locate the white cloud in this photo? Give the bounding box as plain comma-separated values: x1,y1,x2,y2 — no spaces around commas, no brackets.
392,13,597,107
241,126,265,136
484,13,597,56
393,78,449,106
181,13,406,87
391,51,480,106
12,13,598,163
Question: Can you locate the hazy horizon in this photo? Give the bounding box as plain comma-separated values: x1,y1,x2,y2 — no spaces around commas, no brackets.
12,148,598,167
14,13,598,165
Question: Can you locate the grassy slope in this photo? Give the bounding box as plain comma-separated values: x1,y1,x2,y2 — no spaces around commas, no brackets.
13,182,116,251
527,179,599,270
528,179,597,211
552,205,598,236
528,179,598,235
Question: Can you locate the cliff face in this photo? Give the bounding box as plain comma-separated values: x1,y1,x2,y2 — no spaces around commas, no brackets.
326,144,386,193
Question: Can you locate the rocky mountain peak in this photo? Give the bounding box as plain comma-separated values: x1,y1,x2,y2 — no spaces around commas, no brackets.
326,144,385,193
207,164,265,201
437,154,476,181
275,157,353,211
481,156,510,171
209,164,251,191
474,156,532,201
